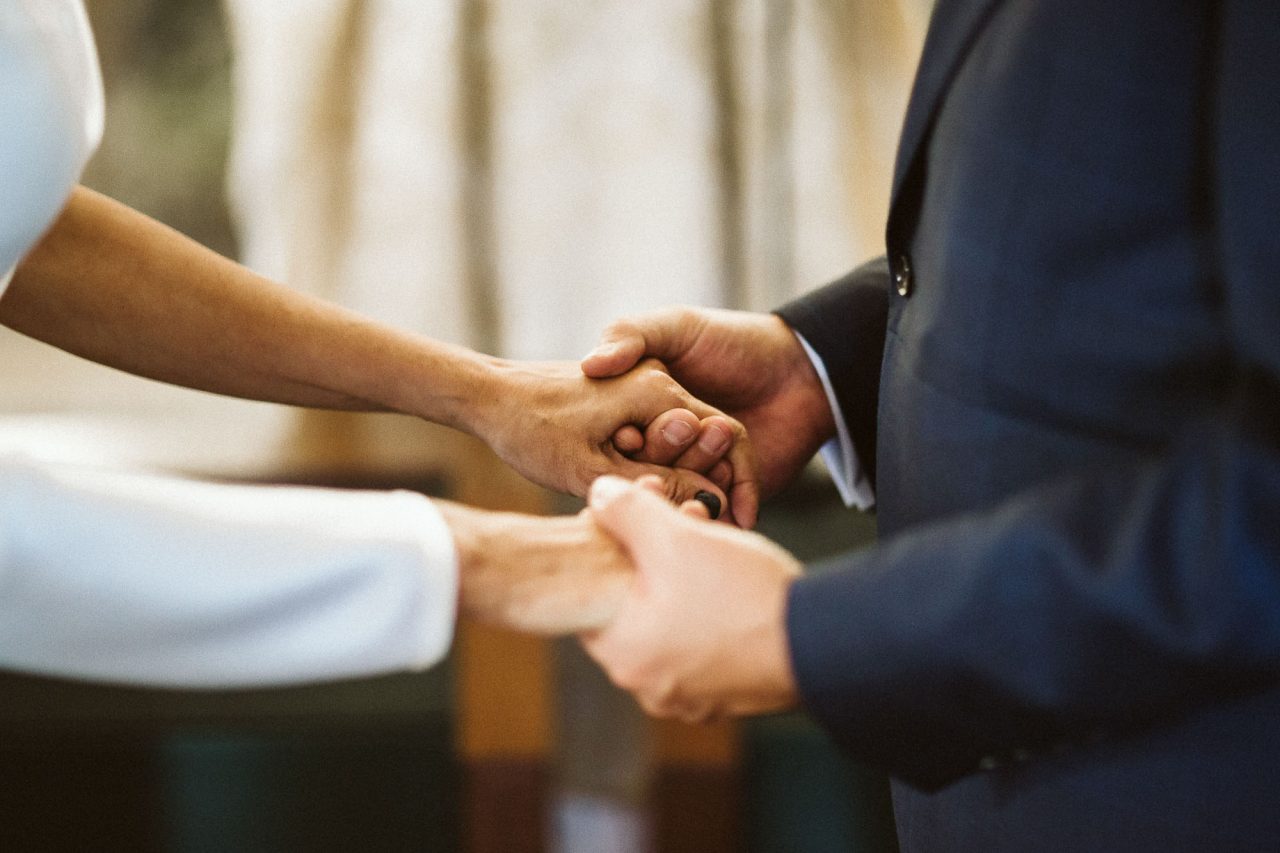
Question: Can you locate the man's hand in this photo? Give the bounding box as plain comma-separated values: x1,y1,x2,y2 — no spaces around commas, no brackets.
474,356,758,525
582,308,836,517
579,475,802,722
438,501,634,635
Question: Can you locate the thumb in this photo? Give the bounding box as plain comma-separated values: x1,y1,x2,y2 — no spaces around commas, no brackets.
581,311,691,378
581,327,646,378
589,475,686,561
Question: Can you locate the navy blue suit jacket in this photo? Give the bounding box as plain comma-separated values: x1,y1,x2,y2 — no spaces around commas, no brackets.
776,2,1280,849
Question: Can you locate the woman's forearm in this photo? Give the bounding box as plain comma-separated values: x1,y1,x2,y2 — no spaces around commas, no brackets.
0,186,495,430
0,186,749,513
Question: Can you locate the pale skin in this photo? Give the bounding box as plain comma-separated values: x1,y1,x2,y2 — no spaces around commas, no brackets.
582,474,803,720
438,501,633,634
577,307,835,715
0,188,757,633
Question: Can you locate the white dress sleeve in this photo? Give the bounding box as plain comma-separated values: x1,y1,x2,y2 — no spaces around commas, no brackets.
0,0,103,288
0,454,458,688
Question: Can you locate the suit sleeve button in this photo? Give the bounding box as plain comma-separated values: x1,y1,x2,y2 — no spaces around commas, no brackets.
893,254,913,297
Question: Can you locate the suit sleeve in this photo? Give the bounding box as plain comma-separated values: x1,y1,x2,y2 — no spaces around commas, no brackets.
784,3,1280,791
0,455,458,688
775,256,890,488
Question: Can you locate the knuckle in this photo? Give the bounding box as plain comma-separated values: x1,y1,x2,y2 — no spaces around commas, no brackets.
651,673,681,708
640,686,680,718
661,477,685,503
641,370,678,398
604,318,636,339
635,357,669,377
678,706,710,726
716,414,746,440
611,660,644,693
667,306,696,327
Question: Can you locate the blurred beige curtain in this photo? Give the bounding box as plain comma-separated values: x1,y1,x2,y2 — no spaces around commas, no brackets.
222,0,929,361
0,0,928,477
219,3,930,851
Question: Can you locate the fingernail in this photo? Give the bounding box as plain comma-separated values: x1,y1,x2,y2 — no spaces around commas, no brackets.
661,420,695,446
698,426,729,454
590,475,631,507
693,491,722,520
583,343,616,362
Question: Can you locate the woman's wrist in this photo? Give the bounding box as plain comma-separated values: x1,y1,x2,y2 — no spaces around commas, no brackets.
434,500,498,616
385,337,507,437
436,500,633,635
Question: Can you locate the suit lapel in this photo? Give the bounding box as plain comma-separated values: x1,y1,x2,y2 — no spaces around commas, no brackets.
889,0,1003,210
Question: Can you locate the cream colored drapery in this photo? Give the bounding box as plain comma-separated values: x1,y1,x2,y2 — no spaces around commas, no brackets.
0,0,927,479
219,4,929,851
222,0,929,360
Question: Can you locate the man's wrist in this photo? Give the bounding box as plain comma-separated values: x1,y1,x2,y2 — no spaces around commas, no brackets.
775,318,838,445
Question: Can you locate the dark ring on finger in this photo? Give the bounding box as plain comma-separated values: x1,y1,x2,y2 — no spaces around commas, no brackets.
693,491,722,520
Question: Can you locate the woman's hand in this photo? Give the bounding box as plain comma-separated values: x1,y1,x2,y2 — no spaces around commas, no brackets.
469,356,759,525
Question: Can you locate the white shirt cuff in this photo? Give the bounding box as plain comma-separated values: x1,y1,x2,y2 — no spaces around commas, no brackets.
792,332,876,510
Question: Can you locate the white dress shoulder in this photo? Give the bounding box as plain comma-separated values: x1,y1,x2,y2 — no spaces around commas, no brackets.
0,0,101,290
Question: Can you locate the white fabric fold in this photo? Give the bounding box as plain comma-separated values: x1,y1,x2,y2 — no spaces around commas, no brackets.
0,0,102,276
0,454,458,687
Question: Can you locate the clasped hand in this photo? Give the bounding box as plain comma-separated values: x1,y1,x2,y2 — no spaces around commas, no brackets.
474,353,759,524
464,307,833,721
561,307,836,721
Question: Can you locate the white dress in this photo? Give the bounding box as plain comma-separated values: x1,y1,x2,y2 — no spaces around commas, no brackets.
0,0,458,687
